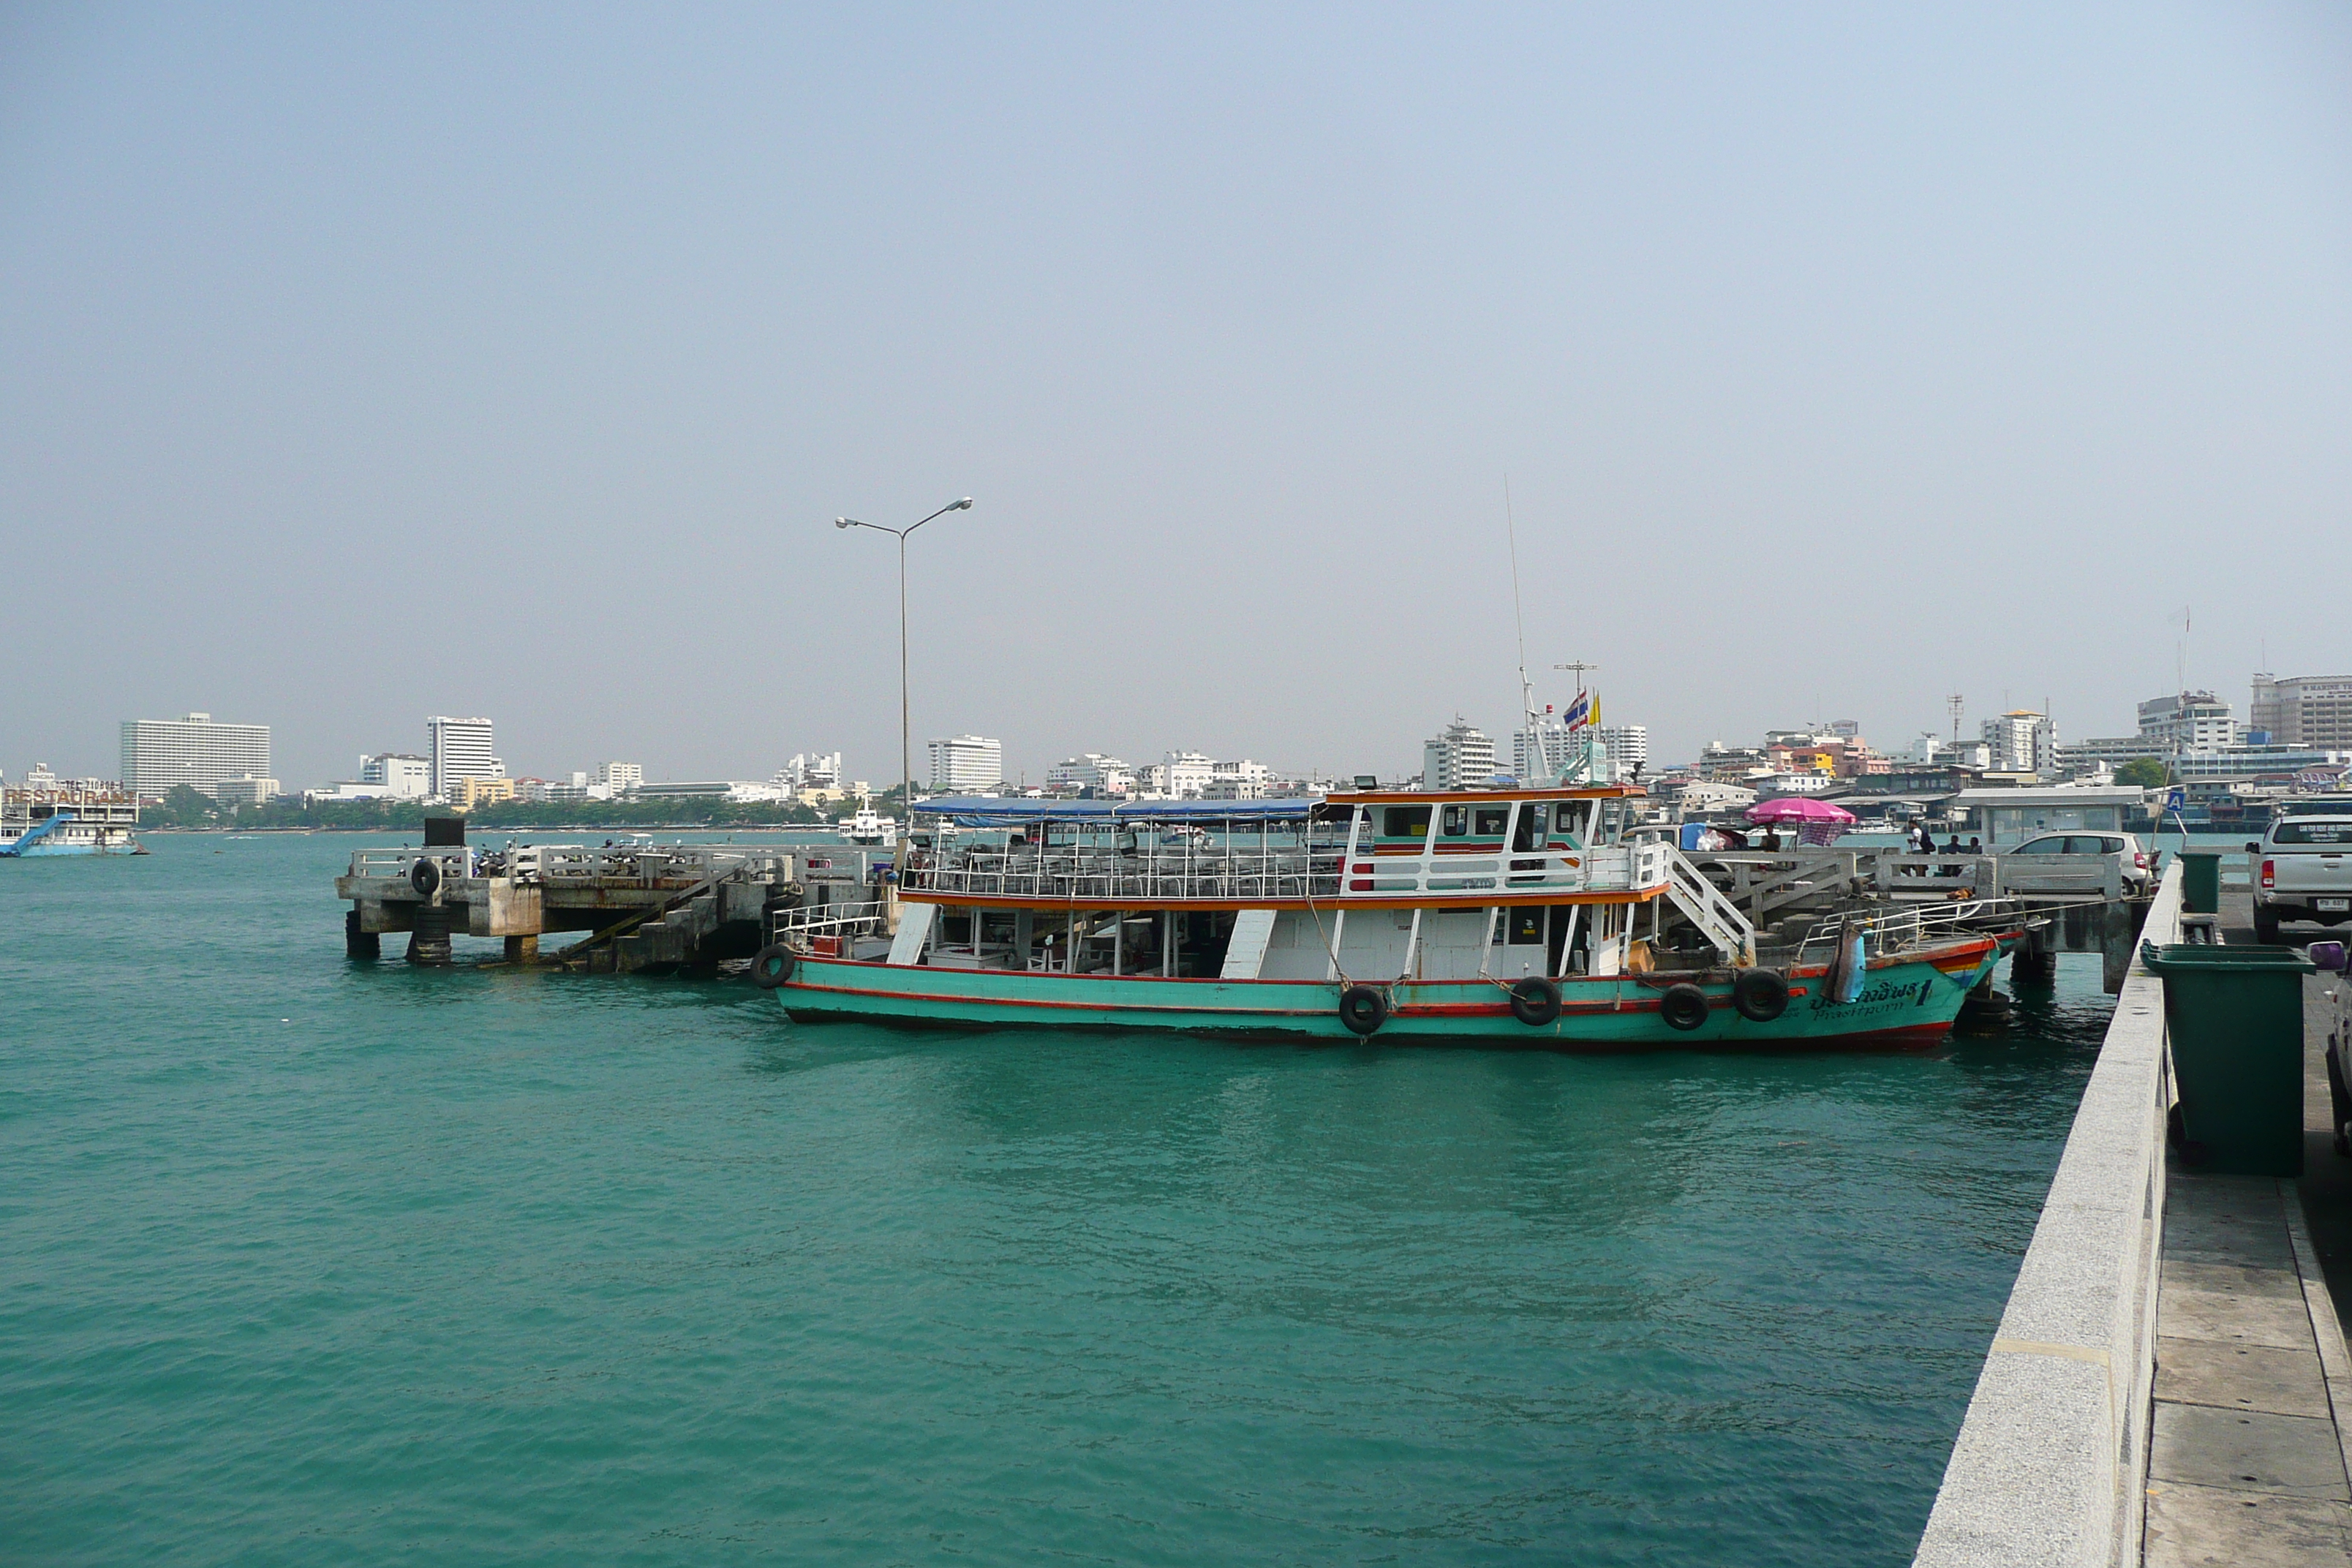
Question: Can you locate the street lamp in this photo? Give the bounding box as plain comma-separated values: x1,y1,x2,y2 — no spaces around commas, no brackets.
834,497,976,820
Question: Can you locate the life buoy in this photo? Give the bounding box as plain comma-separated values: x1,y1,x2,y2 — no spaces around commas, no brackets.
1659,983,1710,1032
750,944,797,989
1509,976,1562,1027
1338,984,1389,1036
409,858,441,897
1733,968,1790,1022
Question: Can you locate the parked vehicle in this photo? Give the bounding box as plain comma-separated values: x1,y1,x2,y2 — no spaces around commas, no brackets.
2250,816,2352,943
2003,832,2154,894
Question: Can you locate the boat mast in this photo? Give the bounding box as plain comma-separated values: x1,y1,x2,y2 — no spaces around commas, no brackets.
1503,478,1540,774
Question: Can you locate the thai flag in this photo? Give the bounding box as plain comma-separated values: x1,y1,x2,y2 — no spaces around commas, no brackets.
1561,690,1591,731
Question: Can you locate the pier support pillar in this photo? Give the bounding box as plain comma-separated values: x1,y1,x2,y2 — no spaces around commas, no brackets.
2100,904,2136,995
407,905,454,966
2013,925,2057,987
344,908,380,960
504,934,538,965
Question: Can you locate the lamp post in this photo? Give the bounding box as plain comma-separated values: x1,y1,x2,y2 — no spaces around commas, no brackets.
835,498,975,818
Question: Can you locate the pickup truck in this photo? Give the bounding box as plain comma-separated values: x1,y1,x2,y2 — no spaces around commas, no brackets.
2250,815,2352,942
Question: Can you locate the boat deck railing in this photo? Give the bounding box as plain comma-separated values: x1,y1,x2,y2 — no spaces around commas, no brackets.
901,841,1668,903
769,900,889,943
1791,898,2024,957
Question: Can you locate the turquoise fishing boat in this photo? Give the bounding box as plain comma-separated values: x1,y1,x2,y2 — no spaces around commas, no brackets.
758,776,2003,1049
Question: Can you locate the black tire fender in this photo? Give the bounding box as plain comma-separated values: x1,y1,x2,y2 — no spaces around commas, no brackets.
1659,983,1711,1032
1338,984,1389,1036
409,857,442,897
1509,976,1562,1027
1733,968,1790,1023
750,944,797,989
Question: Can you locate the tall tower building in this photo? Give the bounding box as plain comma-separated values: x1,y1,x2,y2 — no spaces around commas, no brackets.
426,716,500,799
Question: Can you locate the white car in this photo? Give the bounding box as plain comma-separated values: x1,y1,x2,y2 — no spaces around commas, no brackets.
2004,832,2155,894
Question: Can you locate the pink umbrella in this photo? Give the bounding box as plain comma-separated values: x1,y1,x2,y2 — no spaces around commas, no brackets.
1745,797,1856,825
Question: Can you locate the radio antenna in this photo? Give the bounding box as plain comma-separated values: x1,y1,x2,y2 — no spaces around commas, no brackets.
1505,476,1536,739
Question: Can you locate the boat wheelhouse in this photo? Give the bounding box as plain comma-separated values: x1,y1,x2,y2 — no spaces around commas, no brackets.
761,782,2005,1049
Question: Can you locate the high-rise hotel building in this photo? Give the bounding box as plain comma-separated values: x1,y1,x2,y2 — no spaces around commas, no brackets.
427,716,502,799
120,712,272,798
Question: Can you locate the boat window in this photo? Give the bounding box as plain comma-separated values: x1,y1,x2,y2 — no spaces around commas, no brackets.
941,912,973,943
1507,908,1545,945
1511,804,1548,851
1474,807,1509,837
1441,804,1468,837
1383,806,1431,840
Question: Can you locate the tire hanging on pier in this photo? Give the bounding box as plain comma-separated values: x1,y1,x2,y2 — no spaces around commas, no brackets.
1658,983,1711,1032
1732,968,1789,1022
750,945,796,989
409,858,441,897
1509,976,1561,1027
1338,984,1389,1036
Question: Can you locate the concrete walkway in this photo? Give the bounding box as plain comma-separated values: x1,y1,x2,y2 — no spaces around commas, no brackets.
2144,1171,2352,1563
2147,880,2352,1564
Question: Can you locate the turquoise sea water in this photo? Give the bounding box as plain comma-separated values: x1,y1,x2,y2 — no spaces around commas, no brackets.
2,834,2117,1566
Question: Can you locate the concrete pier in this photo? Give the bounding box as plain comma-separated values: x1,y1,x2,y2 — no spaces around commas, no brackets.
335,836,897,973
1916,862,2352,1566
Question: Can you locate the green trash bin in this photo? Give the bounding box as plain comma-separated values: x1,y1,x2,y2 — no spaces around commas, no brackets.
2177,850,2224,916
2142,941,2314,1177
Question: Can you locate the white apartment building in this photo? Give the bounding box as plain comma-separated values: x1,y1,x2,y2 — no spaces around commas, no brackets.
2136,691,2237,753
1980,711,2057,774
928,735,1004,794
2251,674,2352,748
1047,753,1136,795
426,717,501,799
359,753,431,797
1155,750,1215,799
1422,720,1497,791
592,761,643,793
1514,719,1573,780
1596,725,1648,772
120,712,272,798
214,775,281,807
634,780,787,803
1202,758,1270,800
773,753,843,793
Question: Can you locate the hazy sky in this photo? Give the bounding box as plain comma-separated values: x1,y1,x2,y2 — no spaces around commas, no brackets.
5,3,2349,788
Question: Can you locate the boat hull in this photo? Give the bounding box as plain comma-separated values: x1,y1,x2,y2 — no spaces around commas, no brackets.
776,939,2001,1049
1,838,144,857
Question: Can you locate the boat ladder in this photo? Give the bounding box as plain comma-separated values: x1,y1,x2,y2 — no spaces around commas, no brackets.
1663,848,1760,965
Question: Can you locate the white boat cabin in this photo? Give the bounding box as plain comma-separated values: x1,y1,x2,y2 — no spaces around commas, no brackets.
889,787,1733,983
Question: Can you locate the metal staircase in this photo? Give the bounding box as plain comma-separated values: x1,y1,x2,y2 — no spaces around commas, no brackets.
1662,848,1760,965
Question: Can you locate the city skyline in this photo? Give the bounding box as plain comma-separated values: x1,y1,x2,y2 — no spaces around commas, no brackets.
46,667,2345,798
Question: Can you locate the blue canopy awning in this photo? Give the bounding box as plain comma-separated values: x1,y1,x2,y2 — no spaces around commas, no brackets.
913,795,1322,827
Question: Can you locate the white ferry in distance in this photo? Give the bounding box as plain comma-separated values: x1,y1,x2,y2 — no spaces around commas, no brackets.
1,772,144,857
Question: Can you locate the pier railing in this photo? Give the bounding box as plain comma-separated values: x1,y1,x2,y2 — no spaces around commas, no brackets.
1911,862,2180,1567
346,845,796,890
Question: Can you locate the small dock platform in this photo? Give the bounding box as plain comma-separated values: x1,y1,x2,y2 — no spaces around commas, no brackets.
333,832,892,973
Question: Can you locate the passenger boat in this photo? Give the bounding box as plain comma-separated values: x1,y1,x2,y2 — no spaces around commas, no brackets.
758,772,2003,1049
1,788,144,857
